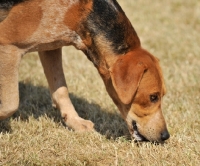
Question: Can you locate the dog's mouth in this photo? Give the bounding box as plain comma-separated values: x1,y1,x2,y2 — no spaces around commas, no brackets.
132,121,148,142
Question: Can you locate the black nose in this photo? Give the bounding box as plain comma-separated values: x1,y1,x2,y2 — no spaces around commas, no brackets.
161,130,170,141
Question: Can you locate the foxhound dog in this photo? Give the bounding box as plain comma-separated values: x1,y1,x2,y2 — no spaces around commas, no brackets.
0,0,169,142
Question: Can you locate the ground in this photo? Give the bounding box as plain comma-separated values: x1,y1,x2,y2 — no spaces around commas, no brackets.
0,0,200,165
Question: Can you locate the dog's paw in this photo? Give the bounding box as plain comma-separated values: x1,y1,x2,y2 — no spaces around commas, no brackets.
65,116,94,132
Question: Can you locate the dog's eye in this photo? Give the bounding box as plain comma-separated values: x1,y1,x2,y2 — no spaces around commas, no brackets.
150,94,159,103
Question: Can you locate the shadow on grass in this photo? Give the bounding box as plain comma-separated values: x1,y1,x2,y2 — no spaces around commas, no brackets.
0,82,129,139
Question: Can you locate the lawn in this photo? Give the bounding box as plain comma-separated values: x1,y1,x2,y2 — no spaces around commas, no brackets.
0,0,200,165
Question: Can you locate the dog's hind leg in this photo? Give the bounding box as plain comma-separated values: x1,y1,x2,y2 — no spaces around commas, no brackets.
0,45,21,120
39,48,94,132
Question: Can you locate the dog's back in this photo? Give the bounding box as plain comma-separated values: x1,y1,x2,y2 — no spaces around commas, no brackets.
0,0,25,21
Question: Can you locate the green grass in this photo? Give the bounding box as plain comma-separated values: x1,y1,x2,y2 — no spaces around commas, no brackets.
0,0,200,165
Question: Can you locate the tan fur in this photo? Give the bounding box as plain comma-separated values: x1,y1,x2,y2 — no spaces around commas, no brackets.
0,0,169,142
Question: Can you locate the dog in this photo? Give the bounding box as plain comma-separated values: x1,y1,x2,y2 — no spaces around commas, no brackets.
0,0,170,142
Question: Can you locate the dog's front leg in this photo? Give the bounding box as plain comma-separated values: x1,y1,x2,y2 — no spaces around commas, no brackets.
39,48,94,132
0,45,21,120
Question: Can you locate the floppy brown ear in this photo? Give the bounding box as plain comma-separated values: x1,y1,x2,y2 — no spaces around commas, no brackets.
110,56,147,104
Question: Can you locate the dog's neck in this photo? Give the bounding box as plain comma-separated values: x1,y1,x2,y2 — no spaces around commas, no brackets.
75,0,140,76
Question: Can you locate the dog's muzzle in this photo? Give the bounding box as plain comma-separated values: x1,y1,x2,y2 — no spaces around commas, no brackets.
132,121,170,142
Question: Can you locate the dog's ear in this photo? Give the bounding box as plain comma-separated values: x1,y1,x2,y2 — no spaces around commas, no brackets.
109,55,147,104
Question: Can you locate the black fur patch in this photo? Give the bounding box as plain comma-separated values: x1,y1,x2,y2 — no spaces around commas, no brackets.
87,0,130,54
0,0,25,9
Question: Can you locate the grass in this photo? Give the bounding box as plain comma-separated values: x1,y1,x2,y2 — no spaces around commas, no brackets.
0,0,200,165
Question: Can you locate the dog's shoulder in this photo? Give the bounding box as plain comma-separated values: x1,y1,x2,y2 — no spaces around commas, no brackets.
0,0,26,22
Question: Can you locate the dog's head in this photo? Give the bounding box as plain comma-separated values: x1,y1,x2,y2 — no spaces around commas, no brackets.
108,48,169,142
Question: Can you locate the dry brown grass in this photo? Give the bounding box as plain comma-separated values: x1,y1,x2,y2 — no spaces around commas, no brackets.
1,0,200,165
